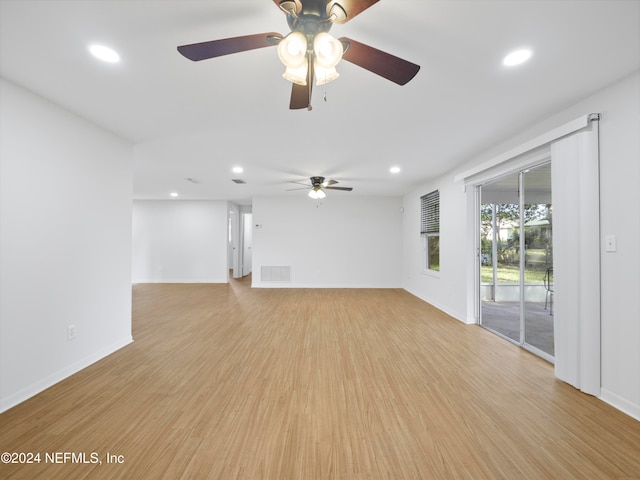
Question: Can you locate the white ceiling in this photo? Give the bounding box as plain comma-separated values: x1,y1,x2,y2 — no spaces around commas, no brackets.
1,0,638,205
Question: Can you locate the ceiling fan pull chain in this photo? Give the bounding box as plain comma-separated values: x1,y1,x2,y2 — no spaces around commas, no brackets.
323,70,328,102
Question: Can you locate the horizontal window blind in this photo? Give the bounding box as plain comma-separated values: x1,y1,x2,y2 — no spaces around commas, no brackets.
420,190,439,234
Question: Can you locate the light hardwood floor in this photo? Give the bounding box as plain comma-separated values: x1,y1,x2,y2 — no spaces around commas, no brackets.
1,277,639,479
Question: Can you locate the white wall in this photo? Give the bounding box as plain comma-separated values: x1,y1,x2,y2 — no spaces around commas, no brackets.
592,73,640,419
0,78,133,412
253,196,403,288
402,71,640,420
403,180,469,322
132,200,229,283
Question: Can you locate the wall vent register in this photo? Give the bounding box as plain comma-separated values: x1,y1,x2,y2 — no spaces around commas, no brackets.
261,266,291,282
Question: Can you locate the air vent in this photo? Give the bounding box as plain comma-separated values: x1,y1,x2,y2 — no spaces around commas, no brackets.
232,179,246,184
261,266,291,282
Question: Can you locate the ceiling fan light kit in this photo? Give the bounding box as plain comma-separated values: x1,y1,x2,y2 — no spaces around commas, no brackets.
277,32,307,69
308,187,327,199
177,0,420,110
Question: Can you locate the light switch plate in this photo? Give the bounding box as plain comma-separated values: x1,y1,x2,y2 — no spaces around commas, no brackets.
605,235,617,252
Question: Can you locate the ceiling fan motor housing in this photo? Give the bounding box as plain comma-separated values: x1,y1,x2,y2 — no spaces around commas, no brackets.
310,176,326,187
288,19,332,53
285,0,335,42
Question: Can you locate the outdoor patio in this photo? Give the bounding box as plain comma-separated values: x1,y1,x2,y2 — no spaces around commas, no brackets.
481,300,554,357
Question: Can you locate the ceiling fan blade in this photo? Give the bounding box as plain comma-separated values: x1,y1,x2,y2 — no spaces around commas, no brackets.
289,59,314,110
324,179,338,186
327,0,379,24
339,37,420,85
178,32,281,61
325,186,353,191
290,83,310,110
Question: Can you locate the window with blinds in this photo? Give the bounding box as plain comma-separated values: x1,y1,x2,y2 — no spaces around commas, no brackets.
420,190,440,234
420,190,440,272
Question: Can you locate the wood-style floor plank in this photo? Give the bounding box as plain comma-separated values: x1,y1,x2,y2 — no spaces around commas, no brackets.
1,277,639,479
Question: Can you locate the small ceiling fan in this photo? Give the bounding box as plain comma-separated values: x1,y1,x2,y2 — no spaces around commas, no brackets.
177,0,420,110
288,176,353,198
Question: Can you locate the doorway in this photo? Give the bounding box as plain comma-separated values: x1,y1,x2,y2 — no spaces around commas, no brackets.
228,206,253,280
479,163,554,361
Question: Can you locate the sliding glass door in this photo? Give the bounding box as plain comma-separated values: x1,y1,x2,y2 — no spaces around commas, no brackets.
480,172,521,343
522,166,553,355
479,163,554,361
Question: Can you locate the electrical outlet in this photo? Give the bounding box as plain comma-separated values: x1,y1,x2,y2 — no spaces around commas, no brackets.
67,324,76,340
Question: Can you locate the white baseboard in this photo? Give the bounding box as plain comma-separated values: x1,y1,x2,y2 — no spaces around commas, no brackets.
0,336,133,414
252,282,402,289
132,278,228,283
600,388,640,421
402,287,467,324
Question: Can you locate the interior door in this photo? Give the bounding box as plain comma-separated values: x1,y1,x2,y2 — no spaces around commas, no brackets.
229,207,242,279
242,213,253,277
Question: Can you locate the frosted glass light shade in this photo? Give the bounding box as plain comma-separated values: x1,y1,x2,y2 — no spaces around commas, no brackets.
315,65,339,85
313,32,343,69
308,188,326,199
278,32,308,69
283,64,308,85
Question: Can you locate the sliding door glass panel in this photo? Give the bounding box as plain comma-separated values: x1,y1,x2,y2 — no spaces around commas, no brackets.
523,164,554,356
480,172,521,343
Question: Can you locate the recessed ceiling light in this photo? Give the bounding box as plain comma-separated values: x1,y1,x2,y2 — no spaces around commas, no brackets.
89,44,120,63
390,166,401,174
503,49,532,67
232,166,243,173
170,192,179,197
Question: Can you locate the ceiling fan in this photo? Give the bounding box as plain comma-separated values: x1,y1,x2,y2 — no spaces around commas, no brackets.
177,0,420,110
288,176,353,198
